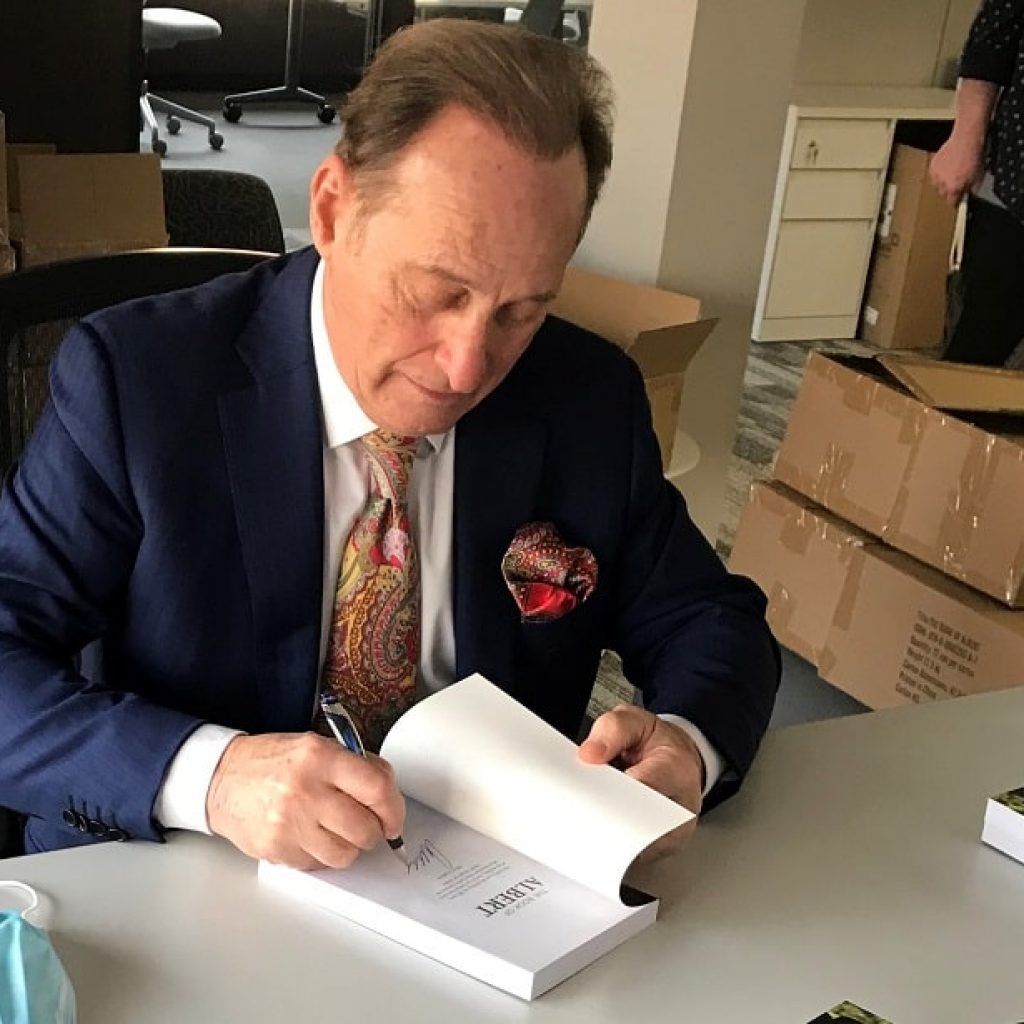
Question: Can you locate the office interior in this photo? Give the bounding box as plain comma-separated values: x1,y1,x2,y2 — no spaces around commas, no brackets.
0,0,987,732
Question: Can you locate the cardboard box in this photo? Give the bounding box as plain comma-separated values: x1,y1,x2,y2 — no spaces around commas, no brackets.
729,480,874,666
729,481,1024,709
861,145,957,350
551,266,716,471
13,153,167,267
775,351,1024,606
4,142,58,236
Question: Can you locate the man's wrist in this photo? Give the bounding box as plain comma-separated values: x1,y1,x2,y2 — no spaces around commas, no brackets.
154,724,245,834
657,714,723,796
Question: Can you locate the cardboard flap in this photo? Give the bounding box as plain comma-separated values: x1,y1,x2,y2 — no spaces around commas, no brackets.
18,153,167,249
5,143,58,213
878,354,1024,414
551,265,702,349
627,319,718,377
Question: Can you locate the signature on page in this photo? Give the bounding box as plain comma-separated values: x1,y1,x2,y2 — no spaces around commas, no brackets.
407,839,455,874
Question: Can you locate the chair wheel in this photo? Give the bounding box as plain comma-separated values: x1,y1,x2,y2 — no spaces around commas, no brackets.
222,103,243,123
166,116,181,135
317,104,337,125
153,139,168,156
209,132,224,151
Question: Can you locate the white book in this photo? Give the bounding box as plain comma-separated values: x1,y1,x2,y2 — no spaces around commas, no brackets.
259,674,693,1000
981,787,1024,867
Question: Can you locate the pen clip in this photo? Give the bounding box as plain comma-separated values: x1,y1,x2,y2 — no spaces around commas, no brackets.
319,695,366,756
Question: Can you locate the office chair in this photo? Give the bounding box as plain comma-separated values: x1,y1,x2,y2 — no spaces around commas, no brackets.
0,248,273,482
518,0,566,39
142,7,225,155
162,169,286,253
222,0,336,124
0,247,274,858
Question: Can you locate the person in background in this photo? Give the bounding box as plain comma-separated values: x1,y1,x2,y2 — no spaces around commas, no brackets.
930,0,1024,366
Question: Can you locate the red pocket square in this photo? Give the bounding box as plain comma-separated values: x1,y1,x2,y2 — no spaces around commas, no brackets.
500,522,598,622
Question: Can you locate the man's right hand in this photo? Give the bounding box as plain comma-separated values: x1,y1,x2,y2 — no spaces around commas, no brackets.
929,133,984,205
205,732,405,870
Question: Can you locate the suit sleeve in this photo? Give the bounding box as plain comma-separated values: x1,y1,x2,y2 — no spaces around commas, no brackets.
609,359,780,809
959,0,1024,85
0,323,203,843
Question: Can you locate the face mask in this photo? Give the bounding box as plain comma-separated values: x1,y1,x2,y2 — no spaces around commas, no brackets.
0,881,76,1024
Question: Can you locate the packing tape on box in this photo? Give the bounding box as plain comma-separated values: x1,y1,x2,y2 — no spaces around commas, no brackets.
889,415,1024,605
816,544,871,681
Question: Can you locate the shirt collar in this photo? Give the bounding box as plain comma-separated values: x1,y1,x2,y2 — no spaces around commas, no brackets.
310,259,448,454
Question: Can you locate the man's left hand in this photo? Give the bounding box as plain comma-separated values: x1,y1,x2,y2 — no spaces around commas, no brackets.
578,705,703,862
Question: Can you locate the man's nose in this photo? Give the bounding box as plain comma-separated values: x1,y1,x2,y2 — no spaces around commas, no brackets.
434,313,490,394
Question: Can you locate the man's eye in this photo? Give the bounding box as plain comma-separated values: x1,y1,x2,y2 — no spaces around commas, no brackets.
495,304,543,328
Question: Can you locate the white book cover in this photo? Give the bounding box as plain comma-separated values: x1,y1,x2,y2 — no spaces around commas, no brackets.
258,674,693,1000
981,786,1024,867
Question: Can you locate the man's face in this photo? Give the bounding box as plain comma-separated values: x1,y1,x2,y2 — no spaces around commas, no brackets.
309,105,588,436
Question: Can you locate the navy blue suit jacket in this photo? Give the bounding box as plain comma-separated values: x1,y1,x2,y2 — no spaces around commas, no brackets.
0,248,779,854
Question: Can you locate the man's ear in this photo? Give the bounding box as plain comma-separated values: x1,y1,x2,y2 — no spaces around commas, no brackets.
309,153,356,256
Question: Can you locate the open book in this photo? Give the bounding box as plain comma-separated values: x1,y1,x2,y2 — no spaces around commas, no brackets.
259,674,693,999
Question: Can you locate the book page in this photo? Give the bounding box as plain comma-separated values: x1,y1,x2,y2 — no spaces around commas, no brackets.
260,798,657,999
380,674,693,903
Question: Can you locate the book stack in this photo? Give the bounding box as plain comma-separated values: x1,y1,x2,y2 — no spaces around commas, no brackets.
807,1003,893,1024
981,787,1024,866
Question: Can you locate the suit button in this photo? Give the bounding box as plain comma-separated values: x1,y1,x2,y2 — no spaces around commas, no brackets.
62,808,77,828
106,827,128,842
74,813,89,832
86,819,108,838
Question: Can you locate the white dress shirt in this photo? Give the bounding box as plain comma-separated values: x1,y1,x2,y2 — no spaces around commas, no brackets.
154,261,721,833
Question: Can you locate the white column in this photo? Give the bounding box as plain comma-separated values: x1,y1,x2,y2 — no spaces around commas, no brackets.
578,0,806,544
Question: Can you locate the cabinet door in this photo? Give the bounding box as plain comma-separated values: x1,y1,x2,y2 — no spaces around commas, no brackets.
765,220,874,319
783,170,882,219
791,118,891,169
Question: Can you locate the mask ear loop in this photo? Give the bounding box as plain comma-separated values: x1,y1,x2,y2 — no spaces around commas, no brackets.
0,881,40,924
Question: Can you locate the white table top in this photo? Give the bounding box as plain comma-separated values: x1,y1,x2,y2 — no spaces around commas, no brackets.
8,687,1024,1023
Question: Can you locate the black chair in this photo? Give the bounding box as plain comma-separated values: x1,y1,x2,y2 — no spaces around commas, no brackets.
519,0,566,38
162,169,286,254
0,247,273,857
0,247,274,478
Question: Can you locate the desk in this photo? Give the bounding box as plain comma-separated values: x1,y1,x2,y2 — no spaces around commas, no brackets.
8,688,1024,1022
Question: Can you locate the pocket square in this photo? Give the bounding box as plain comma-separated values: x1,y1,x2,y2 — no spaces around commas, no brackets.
501,522,598,623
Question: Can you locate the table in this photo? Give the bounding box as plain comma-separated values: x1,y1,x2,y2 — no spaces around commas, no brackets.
7,688,1024,1022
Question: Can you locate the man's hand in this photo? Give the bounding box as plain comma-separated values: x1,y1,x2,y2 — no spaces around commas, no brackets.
578,705,703,862
206,732,405,870
929,133,984,205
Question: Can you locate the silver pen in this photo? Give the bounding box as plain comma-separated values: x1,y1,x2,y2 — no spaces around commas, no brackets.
319,695,410,867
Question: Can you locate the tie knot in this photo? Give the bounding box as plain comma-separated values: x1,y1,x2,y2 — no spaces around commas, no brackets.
361,430,418,502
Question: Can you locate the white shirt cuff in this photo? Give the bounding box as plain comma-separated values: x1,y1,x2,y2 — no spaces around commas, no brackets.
658,714,724,797
153,724,244,834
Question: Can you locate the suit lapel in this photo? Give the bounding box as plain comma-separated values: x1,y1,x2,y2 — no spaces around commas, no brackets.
453,402,545,699
219,250,324,730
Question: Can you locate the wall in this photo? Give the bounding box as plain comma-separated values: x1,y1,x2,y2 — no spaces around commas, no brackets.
580,0,806,542
794,0,977,88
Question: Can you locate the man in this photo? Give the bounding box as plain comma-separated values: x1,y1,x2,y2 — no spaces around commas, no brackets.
930,0,1024,365
0,21,779,865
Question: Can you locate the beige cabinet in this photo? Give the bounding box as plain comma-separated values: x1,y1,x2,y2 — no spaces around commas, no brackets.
753,86,955,342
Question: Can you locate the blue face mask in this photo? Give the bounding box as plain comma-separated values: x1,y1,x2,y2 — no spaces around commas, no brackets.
0,882,76,1024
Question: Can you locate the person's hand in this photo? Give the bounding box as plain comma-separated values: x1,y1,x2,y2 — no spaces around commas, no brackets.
206,732,405,870
929,133,984,204
578,705,703,862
